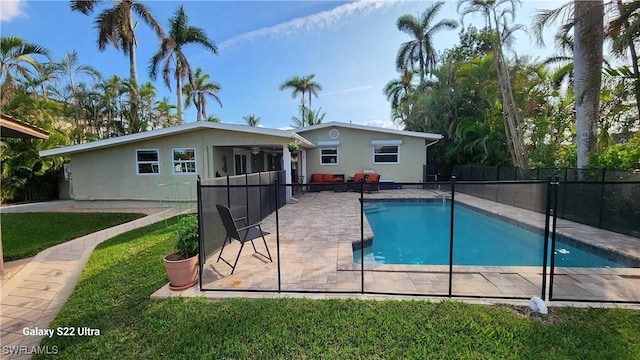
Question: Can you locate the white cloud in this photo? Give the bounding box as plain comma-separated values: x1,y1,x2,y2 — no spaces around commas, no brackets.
219,0,398,51
0,0,27,22
323,85,373,97
363,119,402,130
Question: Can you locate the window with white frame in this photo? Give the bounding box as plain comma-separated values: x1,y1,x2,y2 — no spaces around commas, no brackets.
318,141,339,165
172,148,196,174
136,149,159,175
372,139,402,164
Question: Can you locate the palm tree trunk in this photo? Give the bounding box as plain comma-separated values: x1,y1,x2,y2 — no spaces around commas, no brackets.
489,8,526,170
300,91,306,127
176,74,183,122
574,0,604,169
196,100,202,122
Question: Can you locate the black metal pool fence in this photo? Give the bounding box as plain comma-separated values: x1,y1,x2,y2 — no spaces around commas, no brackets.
452,165,640,238
451,164,640,182
196,175,639,304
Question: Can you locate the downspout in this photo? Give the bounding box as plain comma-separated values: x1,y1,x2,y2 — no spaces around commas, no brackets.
425,139,440,182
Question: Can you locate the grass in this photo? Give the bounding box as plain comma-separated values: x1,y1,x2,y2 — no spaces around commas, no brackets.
1,212,146,261
37,218,640,359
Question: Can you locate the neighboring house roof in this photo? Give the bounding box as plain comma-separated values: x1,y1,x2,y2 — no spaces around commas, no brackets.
1,114,49,139
293,121,443,140
40,121,313,157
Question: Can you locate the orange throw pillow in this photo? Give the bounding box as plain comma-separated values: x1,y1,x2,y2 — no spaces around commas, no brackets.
353,173,365,182
367,173,380,182
322,174,334,182
311,174,323,183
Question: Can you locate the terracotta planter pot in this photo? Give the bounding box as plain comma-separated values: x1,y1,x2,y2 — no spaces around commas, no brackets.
164,253,198,291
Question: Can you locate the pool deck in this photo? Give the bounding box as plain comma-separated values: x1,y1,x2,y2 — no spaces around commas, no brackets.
152,189,640,304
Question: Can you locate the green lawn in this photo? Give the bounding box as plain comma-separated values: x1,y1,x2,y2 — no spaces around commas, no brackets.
1,212,146,261
36,218,640,359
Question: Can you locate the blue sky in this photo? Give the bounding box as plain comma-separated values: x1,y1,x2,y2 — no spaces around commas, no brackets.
1,0,564,130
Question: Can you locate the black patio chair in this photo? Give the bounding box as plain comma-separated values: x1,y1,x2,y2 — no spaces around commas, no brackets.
215,204,272,274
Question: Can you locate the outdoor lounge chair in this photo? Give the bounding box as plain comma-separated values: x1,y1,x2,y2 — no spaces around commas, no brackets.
215,204,272,274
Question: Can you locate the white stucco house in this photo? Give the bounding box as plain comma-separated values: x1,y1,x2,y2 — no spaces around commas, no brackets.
39,121,442,208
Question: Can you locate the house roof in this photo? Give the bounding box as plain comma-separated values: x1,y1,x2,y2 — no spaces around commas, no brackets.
1,114,49,139
293,121,443,140
40,121,313,157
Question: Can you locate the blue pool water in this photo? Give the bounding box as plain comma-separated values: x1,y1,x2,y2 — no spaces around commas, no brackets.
354,201,625,268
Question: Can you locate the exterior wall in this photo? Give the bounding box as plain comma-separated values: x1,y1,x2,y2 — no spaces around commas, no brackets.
70,129,292,204
299,126,426,183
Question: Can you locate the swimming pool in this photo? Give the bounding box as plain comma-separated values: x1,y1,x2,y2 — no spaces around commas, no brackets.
354,201,626,268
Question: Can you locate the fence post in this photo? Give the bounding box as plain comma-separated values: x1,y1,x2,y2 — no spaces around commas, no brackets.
548,176,560,300
197,176,204,290
274,178,281,293
541,176,552,300
496,166,500,181
258,172,263,220
245,173,250,222
360,177,365,294
226,175,231,208
448,176,456,298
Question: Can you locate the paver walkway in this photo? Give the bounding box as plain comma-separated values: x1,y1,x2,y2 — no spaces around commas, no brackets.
1,207,182,360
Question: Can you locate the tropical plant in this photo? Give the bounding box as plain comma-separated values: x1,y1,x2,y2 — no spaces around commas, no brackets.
149,5,218,122
0,36,50,104
396,2,457,84
174,215,199,259
458,0,527,169
206,115,221,123
28,62,59,99
383,69,415,123
287,142,299,152
183,67,222,122
290,106,325,128
607,0,640,119
243,114,260,127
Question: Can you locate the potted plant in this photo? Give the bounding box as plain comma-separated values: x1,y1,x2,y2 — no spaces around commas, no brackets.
164,215,199,290
287,142,299,153
287,142,299,158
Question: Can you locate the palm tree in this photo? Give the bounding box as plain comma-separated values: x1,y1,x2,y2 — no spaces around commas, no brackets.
384,69,415,123
183,67,222,122
55,50,101,99
280,76,306,122
152,97,179,129
149,5,218,122
0,36,50,104
574,1,604,168
70,0,163,88
243,114,260,127
301,74,322,116
532,0,604,169
280,74,322,127
396,2,457,84
30,62,60,98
